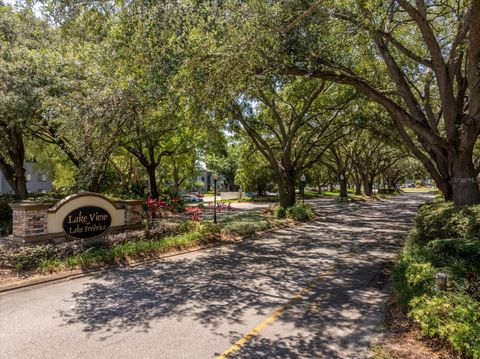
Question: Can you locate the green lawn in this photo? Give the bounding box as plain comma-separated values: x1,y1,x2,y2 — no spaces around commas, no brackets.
320,189,355,196
218,211,287,236
401,186,439,193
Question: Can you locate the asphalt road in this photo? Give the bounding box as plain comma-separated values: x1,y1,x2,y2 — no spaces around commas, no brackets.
0,193,430,359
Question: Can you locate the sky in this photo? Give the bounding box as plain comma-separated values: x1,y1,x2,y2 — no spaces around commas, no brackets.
3,0,43,15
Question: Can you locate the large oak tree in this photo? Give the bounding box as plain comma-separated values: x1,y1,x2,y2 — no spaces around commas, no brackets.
230,78,353,207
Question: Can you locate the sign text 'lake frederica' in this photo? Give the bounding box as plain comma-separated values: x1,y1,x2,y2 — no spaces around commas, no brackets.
63,206,112,239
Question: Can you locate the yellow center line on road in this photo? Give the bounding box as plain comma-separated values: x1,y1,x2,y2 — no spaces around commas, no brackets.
216,274,330,359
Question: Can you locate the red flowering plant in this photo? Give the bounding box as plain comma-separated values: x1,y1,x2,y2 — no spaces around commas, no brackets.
142,196,177,237
213,202,233,213
145,196,161,220
145,196,185,220
185,206,202,221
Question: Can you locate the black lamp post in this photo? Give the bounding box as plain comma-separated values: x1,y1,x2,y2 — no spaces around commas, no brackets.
213,173,219,223
300,174,306,204
339,174,346,198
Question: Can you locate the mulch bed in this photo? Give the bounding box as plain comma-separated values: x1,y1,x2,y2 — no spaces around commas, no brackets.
377,294,464,359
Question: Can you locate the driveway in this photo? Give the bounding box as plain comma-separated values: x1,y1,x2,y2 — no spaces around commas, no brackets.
0,193,431,359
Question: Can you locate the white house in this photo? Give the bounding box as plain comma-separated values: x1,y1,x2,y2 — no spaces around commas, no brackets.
0,162,52,194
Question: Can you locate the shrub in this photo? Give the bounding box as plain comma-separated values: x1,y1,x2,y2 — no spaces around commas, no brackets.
178,220,202,234
148,222,180,239
0,247,12,268
393,201,480,358
285,204,315,221
415,202,480,242
393,237,437,308
275,206,286,219
200,222,221,238
53,241,86,259
405,262,437,293
9,245,56,271
428,238,480,271
27,192,64,203
221,221,269,237
410,293,480,359
170,197,186,213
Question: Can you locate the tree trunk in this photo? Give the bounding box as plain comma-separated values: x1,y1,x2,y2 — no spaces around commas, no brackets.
257,184,266,196
355,182,362,195
85,162,108,193
339,174,348,197
386,176,395,190
450,151,480,205
2,164,29,200
172,182,180,196
435,176,453,201
13,167,28,199
88,180,101,193
171,164,180,196
362,176,373,196
147,166,159,198
85,168,103,193
278,175,296,208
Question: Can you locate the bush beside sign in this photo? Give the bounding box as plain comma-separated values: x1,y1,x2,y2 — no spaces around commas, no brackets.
63,206,112,239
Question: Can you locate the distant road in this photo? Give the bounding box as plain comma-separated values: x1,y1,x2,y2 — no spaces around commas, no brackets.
0,193,431,359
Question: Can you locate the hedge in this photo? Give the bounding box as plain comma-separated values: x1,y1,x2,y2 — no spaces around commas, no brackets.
393,201,480,358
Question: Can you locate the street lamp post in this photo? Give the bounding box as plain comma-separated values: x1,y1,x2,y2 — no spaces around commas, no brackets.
300,174,306,204
213,173,219,224
339,174,345,198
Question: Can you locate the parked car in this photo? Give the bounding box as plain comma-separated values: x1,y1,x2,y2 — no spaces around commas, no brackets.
181,194,204,202
265,191,278,196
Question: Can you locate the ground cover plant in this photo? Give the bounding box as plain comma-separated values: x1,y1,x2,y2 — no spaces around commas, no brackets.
392,202,480,358
285,204,315,221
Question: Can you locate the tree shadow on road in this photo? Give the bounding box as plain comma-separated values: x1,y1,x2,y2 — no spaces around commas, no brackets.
58,193,428,357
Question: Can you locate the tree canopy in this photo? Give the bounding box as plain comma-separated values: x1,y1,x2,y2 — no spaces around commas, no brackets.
1,0,477,206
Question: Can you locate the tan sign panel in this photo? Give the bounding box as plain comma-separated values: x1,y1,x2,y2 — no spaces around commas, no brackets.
47,192,125,237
